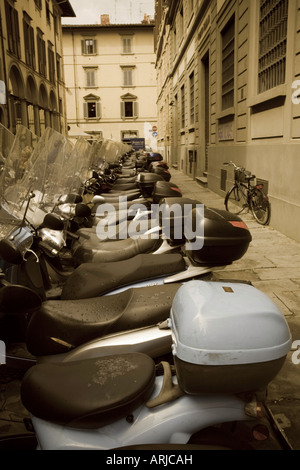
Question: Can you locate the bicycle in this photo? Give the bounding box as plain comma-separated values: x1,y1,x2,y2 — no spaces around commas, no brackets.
223,161,271,225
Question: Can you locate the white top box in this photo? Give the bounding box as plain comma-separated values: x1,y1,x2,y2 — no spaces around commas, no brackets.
169,280,292,366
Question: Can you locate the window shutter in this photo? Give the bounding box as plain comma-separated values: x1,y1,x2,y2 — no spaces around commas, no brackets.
96,102,101,118
123,38,131,53
120,101,125,118
93,39,97,54
83,102,88,118
81,40,86,54
133,101,138,117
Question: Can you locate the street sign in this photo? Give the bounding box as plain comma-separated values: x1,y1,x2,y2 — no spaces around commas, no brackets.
152,132,158,137
152,126,157,132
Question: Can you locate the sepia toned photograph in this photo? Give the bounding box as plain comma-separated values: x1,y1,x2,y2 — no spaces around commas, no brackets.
0,0,299,455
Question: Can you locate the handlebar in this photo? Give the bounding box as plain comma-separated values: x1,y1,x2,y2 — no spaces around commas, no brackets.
223,161,239,169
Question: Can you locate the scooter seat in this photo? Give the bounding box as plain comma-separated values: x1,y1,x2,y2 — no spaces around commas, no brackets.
61,253,186,300
110,182,138,191
26,283,180,356
95,192,142,203
75,215,155,241
92,190,141,203
71,235,164,264
114,176,137,184
21,353,156,429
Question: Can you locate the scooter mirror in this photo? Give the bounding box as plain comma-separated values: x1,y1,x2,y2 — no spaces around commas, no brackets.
75,203,92,218
0,284,42,314
0,239,23,264
42,213,65,231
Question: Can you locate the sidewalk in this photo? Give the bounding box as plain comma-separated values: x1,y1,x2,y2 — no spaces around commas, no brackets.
170,168,300,449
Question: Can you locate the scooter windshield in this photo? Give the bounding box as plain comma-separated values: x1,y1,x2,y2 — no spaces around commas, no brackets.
0,123,14,169
0,125,39,234
16,127,76,225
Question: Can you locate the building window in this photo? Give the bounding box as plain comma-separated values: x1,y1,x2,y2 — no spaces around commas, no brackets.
189,72,195,125
56,54,61,81
121,130,138,140
81,39,97,55
84,68,98,87
23,12,35,69
122,67,134,87
83,95,101,119
48,42,55,84
179,6,183,36
121,94,138,118
122,37,132,54
34,0,42,9
37,28,47,78
188,0,194,19
5,1,20,58
181,84,185,128
46,1,51,25
221,16,235,110
258,0,288,94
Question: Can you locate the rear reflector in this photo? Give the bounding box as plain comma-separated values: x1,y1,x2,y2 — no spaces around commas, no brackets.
229,220,249,230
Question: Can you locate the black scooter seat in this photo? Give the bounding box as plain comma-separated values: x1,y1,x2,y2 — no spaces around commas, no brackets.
114,176,137,183
92,190,142,203
72,236,163,264
94,193,143,204
61,253,186,300
26,283,181,356
75,216,155,241
21,353,156,429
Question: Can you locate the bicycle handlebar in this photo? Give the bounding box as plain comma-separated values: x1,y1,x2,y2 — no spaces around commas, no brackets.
223,161,244,171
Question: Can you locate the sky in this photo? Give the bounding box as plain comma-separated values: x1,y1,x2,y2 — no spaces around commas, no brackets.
62,0,155,25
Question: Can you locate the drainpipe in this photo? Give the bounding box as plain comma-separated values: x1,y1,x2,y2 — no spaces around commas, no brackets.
0,11,10,128
71,30,79,126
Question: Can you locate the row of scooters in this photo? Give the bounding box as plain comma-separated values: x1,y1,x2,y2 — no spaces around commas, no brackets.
0,125,293,450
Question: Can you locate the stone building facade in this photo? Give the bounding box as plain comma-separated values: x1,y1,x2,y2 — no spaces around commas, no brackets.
155,0,300,241
0,0,75,136
62,19,158,149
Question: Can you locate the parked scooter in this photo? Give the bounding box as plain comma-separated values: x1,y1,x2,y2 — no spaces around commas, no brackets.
0,127,251,373
14,280,292,450
0,187,252,370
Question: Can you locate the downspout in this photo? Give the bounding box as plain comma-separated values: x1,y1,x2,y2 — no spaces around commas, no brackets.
0,11,10,128
71,30,79,126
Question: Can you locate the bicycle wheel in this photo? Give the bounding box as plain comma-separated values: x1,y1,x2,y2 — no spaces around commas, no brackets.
250,188,271,225
225,184,248,215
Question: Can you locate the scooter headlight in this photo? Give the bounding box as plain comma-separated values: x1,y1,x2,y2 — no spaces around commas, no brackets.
38,227,66,256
